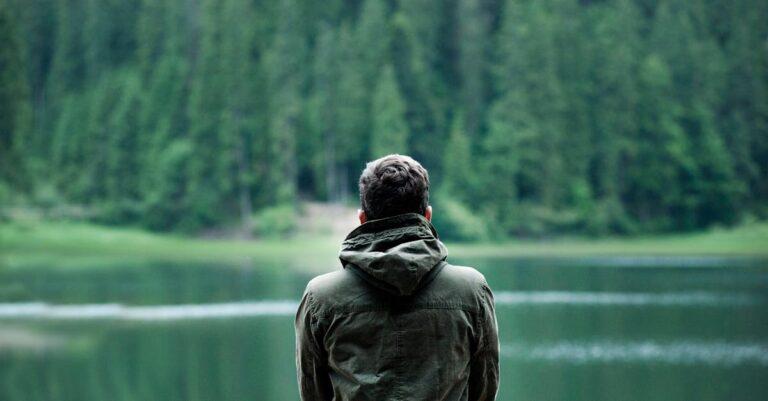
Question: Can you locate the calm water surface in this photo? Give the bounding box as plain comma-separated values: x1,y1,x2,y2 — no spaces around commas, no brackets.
0,256,766,401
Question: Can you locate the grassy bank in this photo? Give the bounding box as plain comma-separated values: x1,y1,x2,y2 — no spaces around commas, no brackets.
449,223,768,258
0,221,341,268
1,220,767,269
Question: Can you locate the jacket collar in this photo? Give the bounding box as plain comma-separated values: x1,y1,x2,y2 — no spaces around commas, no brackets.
339,213,448,296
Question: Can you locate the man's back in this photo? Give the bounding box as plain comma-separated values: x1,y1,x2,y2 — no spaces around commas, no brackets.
295,213,499,401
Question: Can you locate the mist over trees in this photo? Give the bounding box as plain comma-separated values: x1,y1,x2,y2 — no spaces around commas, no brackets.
1,0,766,238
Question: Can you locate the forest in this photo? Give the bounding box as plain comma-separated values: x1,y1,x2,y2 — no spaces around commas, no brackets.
0,0,766,239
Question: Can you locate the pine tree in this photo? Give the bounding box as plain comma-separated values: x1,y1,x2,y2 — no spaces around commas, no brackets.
138,56,188,211
220,0,260,232
47,0,87,98
307,24,341,201
333,24,365,199
335,0,391,183
185,0,230,229
0,0,31,189
391,0,449,169
5,0,767,235
264,0,305,205
483,0,568,233
456,0,491,138
370,65,409,158
582,0,640,233
103,72,143,222
718,0,768,215
482,99,521,235
442,114,473,201
626,54,692,230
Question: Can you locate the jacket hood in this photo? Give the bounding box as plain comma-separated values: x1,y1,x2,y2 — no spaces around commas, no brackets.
339,213,448,296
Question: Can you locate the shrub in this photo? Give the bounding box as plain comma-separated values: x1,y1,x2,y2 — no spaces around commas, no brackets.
431,195,489,242
252,204,297,238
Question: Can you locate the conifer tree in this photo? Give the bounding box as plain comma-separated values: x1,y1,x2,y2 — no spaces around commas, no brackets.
583,0,640,232
307,24,341,201
457,0,491,138
0,0,31,189
626,55,692,230
103,73,142,221
185,0,230,229
264,0,305,205
371,65,409,157
335,0,391,182
391,1,448,169
4,0,767,234
220,0,260,231
442,114,473,202
482,99,521,234
333,24,366,199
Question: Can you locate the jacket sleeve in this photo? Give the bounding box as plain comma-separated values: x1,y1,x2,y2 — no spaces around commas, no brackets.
468,281,500,401
295,287,334,401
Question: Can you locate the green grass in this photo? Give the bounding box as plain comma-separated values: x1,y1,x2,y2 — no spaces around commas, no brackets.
1,220,767,270
449,223,768,258
0,220,341,269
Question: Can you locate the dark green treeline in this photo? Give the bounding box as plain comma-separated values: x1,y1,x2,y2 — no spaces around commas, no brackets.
1,0,767,237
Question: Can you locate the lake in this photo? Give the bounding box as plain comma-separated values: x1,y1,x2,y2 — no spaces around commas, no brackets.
0,256,766,401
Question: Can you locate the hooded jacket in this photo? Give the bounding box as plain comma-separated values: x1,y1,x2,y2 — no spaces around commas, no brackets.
295,213,499,401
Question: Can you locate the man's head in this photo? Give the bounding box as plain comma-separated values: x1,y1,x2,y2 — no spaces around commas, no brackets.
358,154,431,223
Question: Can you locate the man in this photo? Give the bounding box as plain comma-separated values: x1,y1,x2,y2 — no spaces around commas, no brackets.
295,154,499,401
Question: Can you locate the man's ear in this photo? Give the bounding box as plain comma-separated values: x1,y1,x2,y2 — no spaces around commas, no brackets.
425,205,432,222
358,209,367,224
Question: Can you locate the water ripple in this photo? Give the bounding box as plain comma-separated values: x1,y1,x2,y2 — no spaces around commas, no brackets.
0,290,759,321
494,291,758,306
502,340,768,366
0,301,299,321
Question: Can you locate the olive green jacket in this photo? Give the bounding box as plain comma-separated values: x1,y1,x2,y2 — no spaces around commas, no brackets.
295,213,499,401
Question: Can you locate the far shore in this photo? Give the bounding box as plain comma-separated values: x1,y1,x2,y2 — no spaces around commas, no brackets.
1,219,766,270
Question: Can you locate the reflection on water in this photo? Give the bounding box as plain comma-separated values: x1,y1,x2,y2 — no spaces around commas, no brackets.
0,301,299,320
502,341,768,366
0,257,766,401
0,288,756,321
493,290,758,306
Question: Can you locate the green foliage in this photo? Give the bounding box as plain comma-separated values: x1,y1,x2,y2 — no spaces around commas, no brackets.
306,24,342,201
264,0,305,206
30,183,63,211
143,140,192,231
431,194,489,242
371,64,409,157
456,0,492,137
2,0,767,238
0,0,31,188
252,205,297,238
442,114,474,201
0,180,11,209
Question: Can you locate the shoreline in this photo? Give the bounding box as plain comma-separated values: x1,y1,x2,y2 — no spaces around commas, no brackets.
1,220,767,269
